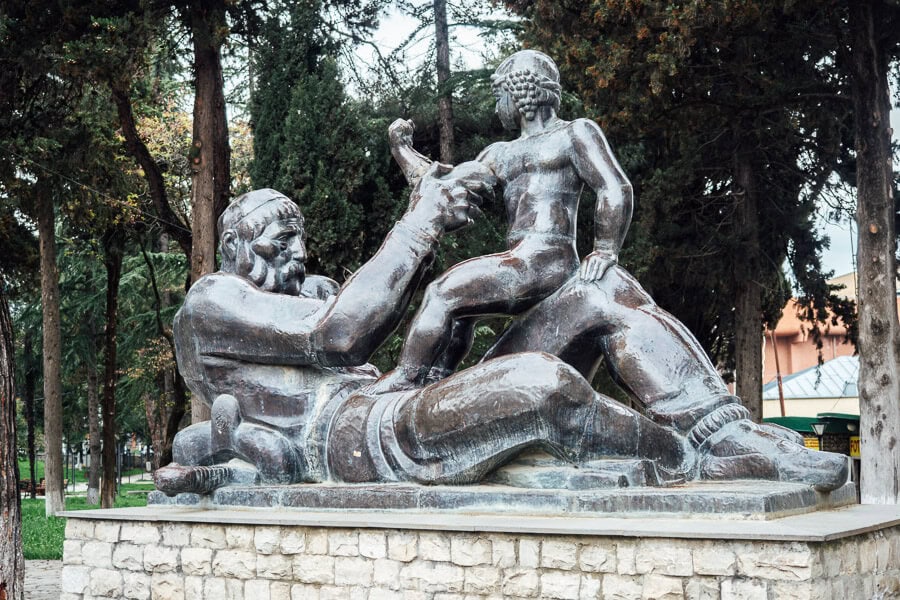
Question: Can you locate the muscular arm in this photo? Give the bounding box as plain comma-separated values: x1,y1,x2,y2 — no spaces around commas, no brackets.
181,244,433,369
570,119,633,281
314,162,496,366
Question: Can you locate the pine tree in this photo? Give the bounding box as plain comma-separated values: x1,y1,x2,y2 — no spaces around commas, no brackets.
250,2,394,279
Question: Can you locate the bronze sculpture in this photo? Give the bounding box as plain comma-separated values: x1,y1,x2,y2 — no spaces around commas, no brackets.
154,51,849,498
372,50,631,392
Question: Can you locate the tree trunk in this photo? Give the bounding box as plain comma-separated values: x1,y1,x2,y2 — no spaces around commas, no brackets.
187,0,231,424
100,227,125,509
849,0,900,505
35,186,65,516
145,385,165,472
86,360,101,506
0,285,24,600
141,233,189,468
732,145,763,422
434,0,455,164
111,84,192,259
22,334,37,500
162,371,188,466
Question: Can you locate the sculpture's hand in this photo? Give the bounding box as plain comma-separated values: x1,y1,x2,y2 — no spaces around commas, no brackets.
404,161,496,235
579,250,617,282
389,118,415,149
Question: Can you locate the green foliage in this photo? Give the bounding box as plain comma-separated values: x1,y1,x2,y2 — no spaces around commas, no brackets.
251,3,397,279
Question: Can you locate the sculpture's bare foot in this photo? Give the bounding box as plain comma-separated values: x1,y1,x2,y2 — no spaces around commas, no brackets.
699,420,849,492
363,368,420,395
154,461,259,496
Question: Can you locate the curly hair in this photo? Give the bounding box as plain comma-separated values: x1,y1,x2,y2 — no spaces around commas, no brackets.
490,51,562,121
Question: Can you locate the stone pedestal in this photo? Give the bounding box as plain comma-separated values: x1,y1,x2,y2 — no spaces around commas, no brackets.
60,500,900,599
145,480,858,519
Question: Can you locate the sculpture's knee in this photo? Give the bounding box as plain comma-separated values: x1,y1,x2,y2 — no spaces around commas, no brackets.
422,276,467,317
511,353,594,413
172,423,212,466
211,394,241,452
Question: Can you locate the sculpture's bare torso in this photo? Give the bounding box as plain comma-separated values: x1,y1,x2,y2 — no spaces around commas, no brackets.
479,120,583,244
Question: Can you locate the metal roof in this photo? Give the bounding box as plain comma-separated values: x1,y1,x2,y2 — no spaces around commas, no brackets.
763,355,859,400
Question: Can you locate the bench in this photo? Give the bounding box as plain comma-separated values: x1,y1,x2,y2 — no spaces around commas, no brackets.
32,478,68,496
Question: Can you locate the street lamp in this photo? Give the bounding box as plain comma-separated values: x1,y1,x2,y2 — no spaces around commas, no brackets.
811,421,828,452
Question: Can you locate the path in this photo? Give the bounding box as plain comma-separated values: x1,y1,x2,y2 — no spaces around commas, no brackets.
25,560,60,600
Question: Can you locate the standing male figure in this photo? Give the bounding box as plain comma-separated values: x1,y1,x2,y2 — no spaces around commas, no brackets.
377,49,634,390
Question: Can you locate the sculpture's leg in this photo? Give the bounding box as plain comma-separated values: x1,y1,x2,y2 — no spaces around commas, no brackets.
171,422,214,466
427,317,477,382
170,393,243,467
371,245,577,392
379,353,694,484
485,269,848,490
232,422,306,484
156,394,291,495
485,267,735,430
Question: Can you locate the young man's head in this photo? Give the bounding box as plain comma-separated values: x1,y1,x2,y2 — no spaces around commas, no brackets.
219,189,307,296
490,50,562,129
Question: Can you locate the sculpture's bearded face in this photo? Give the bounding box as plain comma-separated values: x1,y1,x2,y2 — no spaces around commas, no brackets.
239,216,307,296
219,190,308,296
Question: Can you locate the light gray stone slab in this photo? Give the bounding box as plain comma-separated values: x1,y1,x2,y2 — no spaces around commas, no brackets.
141,480,857,520
59,502,900,543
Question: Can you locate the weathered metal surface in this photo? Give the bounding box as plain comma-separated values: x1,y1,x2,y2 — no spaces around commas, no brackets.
154,51,850,504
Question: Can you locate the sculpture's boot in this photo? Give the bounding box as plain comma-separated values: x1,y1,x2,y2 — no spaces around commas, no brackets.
693,413,849,492
153,459,259,497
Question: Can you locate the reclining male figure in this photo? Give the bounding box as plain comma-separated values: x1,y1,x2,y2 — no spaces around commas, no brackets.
155,160,847,494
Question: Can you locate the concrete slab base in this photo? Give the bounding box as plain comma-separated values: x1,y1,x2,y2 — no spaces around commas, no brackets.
147,479,858,520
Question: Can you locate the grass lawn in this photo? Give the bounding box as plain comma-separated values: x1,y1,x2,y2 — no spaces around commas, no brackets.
18,460,149,493
17,459,148,487
21,481,155,560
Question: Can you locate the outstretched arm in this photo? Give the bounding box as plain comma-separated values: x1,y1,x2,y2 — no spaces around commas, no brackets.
389,119,434,187
313,161,496,367
570,119,633,282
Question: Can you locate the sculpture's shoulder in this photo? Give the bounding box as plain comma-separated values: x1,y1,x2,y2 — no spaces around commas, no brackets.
175,273,255,341
475,140,510,167
182,272,251,311
568,118,606,141
565,118,603,135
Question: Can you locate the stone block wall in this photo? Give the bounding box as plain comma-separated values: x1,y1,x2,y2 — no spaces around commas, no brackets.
62,517,900,599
